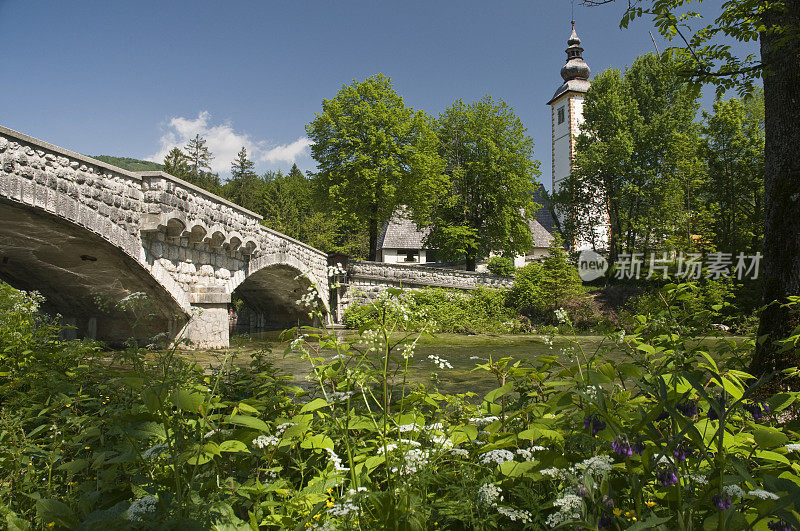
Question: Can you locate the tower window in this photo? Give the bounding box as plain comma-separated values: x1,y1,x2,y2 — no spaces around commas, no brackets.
557,107,565,124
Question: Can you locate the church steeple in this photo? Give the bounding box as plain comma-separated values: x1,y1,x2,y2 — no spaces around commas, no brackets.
547,22,591,105
561,22,590,82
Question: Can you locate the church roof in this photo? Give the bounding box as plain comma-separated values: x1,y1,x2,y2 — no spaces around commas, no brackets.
547,78,591,105
376,208,430,250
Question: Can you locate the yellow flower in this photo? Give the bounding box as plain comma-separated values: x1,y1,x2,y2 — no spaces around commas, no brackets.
313,514,320,520
613,508,622,516
47,523,55,528
326,500,334,508
645,500,657,507
327,488,332,494
84,446,90,450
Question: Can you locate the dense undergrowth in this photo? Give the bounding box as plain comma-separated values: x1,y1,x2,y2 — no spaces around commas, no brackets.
1,280,799,530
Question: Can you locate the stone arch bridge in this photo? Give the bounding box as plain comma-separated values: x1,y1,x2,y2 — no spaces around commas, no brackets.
0,125,330,348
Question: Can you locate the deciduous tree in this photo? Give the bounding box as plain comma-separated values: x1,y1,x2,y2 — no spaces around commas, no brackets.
419,96,540,270
306,74,443,260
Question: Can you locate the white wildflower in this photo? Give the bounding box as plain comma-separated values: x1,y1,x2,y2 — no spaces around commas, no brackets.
469,416,499,427
785,443,800,453
428,354,453,369
689,473,708,485
397,423,418,433
275,422,293,436
723,484,745,498
748,489,779,500
477,483,503,507
546,494,583,528
450,448,469,457
328,502,359,517
252,435,280,449
390,448,430,475
540,467,566,479
574,455,614,475
142,443,168,459
497,506,533,523
479,449,515,465
325,448,350,471
330,391,353,402
126,495,157,521
555,307,569,324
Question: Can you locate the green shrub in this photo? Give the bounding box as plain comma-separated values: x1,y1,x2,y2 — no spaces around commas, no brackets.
344,286,519,333
486,256,516,276
507,236,586,324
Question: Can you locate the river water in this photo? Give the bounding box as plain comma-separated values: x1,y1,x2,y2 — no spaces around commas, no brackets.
184,331,616,396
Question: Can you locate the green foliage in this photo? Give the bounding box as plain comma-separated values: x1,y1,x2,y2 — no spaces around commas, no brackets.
418,96,540,270
182,134,221,193
508,236,585,324
344,286,518,334
1,282,799,530
91,155,163,172
306,74,443,260
486,256,516,277
162,146,191,181
701,89,765,254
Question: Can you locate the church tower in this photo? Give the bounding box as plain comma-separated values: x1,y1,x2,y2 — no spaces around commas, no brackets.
548,21,590,201
547,23,608,250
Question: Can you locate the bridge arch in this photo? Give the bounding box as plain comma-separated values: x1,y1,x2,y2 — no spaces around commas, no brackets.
0,198,189,344
229,253,329,332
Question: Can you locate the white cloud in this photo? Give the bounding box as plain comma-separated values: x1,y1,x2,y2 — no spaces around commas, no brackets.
147,111,311,174
261,137,313,164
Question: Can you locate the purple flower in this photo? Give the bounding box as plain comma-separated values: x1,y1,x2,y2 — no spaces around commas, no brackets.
767,519,793,531
712,494,732,510
584,415,606,435
612,435,633,457
656,467,678,487
673,445,687,462
632,441,645,455
677,399,698,417
598,515,614,528
743,402,765,420
576,485,589,497
601,495,614,509
762,402,771,413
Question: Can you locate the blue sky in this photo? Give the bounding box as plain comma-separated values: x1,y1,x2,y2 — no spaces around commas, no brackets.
0,1,757,189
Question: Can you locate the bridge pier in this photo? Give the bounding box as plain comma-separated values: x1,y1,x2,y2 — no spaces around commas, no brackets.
183,290,231,349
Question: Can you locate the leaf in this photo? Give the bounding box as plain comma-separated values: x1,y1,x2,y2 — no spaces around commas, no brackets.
754,426,789,449
228,414,269,432
56,459,88,473
300,398,330,413
300,433,334,451
219,440,249,453
236,402,259,414
755,449,791,465
625,514,672,530
36,499,77,528
171,389,205,412
484,382,513,404
499,460,535,477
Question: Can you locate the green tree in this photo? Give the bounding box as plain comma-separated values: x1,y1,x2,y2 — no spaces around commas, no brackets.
162,147,190,180
553,53,701,260
306,74,443,260
182,134,220,193
222,147,264,213
587,0,800,378
419,96,540,271
701,89,765,253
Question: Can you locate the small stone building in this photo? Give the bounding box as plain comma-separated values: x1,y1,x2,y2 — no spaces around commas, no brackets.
375,208,438,264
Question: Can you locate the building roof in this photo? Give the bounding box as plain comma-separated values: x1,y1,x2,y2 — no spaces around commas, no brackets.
529,219,554,248
376,208,430,250
532,184,558,234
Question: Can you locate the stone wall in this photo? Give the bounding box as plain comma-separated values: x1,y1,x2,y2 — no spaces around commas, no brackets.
340,260,513,311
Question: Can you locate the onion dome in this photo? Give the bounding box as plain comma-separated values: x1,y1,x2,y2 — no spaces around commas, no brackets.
547,22,591,105
561,22,590,81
